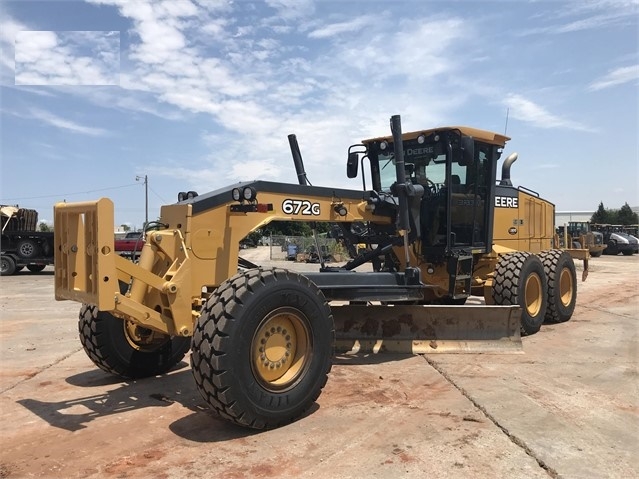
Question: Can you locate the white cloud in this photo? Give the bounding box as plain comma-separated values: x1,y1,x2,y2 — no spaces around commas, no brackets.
28,108,110,136
521,1,638,35
0,17,27,74
14,30,120,85
589,65,639,91
328,17,467,82
56,4,478,190
308,15,376,39
503,94,594,132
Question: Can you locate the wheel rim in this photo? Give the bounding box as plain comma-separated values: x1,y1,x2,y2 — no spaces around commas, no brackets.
21,244,34,255
524,273,543,317
123,320,167,351
559,267,574,307
252,307,310,392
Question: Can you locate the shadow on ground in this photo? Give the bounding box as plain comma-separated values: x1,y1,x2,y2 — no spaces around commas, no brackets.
16,363,259,442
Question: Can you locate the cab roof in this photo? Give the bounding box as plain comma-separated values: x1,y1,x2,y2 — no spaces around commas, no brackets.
362,126,510,147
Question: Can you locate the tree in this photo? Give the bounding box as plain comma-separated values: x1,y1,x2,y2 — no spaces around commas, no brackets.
591,201,638,225
591,202,611,224
120,224,131,232
617,202,639,225
38,222,51,232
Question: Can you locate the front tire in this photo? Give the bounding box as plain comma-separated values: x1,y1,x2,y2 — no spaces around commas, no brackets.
539,250,577,323
78,304,191,379
493,252,548,336
191,268,334,429
0,256,16,276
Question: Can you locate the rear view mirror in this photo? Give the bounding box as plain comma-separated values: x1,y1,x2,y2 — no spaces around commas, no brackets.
460,136,474,166
347,152,359,178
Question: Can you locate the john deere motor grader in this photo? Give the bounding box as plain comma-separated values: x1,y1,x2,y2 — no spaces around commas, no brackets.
54,115,582,429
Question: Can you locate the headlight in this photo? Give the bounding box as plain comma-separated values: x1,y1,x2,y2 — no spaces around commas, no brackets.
231,188,241,201
243,186,257,201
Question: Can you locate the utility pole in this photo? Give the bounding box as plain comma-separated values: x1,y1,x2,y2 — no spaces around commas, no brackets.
136,174,148,232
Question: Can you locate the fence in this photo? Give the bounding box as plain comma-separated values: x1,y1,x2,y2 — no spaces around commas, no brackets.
267,234,345,262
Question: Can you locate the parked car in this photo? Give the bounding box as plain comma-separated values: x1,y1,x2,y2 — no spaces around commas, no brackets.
286,244,298,261
114,231,145,259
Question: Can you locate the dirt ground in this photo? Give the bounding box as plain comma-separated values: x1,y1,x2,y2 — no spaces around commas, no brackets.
0,249,637,479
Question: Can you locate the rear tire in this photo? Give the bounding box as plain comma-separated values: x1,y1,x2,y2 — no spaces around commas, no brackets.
78,304,190,379
191,268,334,429
622,250,634,256
539,250,577,323
27,264,46,273
0,256,16,276
590,250,602,258
493,252,548,336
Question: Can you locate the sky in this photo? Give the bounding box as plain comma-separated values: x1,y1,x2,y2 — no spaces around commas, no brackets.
0,0,637,229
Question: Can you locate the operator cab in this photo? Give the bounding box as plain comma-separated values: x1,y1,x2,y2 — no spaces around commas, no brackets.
349,126,508,262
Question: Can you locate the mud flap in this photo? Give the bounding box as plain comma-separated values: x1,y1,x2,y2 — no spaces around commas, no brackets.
332,304,522,354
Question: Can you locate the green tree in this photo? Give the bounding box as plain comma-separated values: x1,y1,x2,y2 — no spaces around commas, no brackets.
120,224,131,232
38,222,51,232
617,202,639,225
591,202,612,224
242,230,263,246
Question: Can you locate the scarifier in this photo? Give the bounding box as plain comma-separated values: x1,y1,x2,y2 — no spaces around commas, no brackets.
54,114,586,429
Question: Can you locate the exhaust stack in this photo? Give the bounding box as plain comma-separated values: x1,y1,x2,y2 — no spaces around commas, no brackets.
500,152,518,186
288,134,310,186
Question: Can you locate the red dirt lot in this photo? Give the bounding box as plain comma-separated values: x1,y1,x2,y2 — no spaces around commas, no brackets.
1,253,637,478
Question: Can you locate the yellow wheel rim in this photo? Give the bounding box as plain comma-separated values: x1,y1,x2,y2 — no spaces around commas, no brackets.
524,273,543,317
123,320,166,351
559,268,574,307
252,307,310,392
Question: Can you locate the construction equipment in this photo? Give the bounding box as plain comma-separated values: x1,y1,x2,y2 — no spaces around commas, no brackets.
591,224,638,255
555,221,606,257
53,115,584,429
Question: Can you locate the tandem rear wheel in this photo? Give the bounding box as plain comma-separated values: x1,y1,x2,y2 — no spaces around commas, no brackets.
539,249,577,323
191,268,334,430
492,250,578,334
492,252,548,336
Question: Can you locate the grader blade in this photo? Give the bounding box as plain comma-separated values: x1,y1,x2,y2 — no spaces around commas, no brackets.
331,305,522,354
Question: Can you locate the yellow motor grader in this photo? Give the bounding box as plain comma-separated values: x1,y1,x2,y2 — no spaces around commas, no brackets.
54,115,585,429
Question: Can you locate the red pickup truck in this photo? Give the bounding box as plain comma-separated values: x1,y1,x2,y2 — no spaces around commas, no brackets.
114,231,145,258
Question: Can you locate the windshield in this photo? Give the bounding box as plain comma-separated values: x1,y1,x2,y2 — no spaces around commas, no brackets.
368,134,495,250
377,140,468,193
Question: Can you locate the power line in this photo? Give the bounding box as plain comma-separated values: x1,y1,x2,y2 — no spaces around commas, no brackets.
148,184,169,204
0,182,139,202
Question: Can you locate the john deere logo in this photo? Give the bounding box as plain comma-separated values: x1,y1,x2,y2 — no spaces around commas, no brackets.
508,227,518,235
